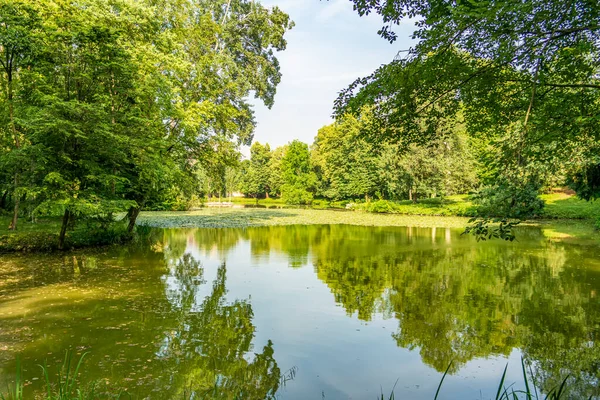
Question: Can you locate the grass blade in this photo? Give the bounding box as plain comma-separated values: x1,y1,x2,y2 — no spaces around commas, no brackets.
521,358,532,400
495,364,509,400
434,361,453,400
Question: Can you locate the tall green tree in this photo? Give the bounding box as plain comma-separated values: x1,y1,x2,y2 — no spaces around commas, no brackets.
267,145,287,197
312,114,380,200
337,0,600,222
280,140,317,205
0,0,41,230
241,142,272,198
0,0,293,246
121,0,293,226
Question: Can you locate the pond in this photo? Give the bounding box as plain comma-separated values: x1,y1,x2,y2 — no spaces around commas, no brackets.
0,224,599,399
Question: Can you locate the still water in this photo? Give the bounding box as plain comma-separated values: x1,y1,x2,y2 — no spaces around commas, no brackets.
0,225,599,399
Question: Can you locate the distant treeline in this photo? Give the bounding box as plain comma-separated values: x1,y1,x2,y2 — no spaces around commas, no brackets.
198,112,485,206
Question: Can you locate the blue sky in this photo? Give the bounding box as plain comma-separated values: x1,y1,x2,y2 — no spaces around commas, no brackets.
247,0,416,153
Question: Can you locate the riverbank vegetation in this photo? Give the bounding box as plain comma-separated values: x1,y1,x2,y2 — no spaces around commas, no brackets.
1,0,600,248
0,0,293,249
3,191,599,252
0,353,583,400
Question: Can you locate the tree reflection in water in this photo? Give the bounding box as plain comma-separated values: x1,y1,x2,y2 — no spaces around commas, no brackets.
158,253,282,399
163,225,600,399
0,224,598,399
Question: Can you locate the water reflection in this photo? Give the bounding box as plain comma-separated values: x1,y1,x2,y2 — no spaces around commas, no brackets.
0,225,599,399
158,256,281,399
0,241,283,399
161,225,600,398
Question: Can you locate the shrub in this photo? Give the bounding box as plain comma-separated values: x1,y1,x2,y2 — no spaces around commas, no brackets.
474,179,545,219
281,185,313,205
68,223,133,248
366,200,399,213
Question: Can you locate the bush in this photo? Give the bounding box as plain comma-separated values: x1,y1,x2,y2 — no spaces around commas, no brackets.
0,220,135,253
281,185,313,205
366,200,399,213
68,223,133,248
474,179,545,219
0,232,59,253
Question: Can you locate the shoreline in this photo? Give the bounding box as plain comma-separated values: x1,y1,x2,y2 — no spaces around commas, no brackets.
1,208,598,254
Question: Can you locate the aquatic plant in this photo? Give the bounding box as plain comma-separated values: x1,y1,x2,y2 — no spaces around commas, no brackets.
1,355,591,400
378,359,589,400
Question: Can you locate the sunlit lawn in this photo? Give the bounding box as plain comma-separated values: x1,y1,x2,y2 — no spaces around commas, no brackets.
541,192,600,219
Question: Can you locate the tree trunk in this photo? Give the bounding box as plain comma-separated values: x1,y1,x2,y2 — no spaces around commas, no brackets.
8,174,19,230
0,190,7,209
408,188,413,202
58,209,72,251
128,206,141,234
7,66,21,231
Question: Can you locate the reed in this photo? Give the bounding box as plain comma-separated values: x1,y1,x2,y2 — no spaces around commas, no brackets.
379,358,589,400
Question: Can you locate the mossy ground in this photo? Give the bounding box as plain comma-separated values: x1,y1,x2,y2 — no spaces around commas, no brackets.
137,207,472,229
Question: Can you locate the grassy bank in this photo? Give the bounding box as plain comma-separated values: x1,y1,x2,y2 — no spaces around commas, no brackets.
1,193,598,252
0,216,134,253
229,193,600,220
541,193,600,219
352,195,476,216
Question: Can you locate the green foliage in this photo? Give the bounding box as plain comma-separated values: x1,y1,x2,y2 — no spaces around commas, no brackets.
279,140,318,204
311,112,478,203
474,179,545,219
355,197,477,217
280,184,313,205
312,114,381,200
337,0,600,221
0,217,136,253
567,162,600,201
364,200,398,213
241,142,273,198
0,0,293,240
463,218,521,242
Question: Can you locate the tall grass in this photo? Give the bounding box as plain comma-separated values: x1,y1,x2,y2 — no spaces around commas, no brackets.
2,355,591,400
378,359,590,400
0,357,22,400
1,351,103,400
40,351,92,400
